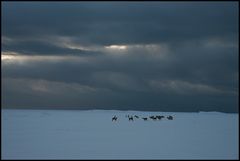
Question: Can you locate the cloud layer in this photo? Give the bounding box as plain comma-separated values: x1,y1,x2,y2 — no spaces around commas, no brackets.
2,2,239,112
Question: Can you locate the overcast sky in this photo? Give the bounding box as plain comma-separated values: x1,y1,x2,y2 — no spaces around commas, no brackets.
2,2,239,112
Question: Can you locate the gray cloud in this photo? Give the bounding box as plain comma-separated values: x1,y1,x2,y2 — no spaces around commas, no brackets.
2,2,238,45
1,2,239,112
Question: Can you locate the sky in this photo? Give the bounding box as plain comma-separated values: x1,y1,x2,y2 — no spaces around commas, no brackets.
1,2,239,112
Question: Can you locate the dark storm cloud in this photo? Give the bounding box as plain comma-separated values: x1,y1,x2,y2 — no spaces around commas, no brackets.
2,2,238,45
2,2,239,112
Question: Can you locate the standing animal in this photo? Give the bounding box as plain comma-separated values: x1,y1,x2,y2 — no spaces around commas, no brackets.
167,116,173,120
156,115,164,120
149,116,157,120
156,116,161,120
128,116,134,121
152,117,157,121
134,115,139,119
112,116,117,121
142,117,148,121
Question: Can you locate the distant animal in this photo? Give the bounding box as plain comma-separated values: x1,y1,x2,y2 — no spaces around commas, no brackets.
112,116,117,121
142,117,148,121
149,116,157,120
156,115,164,120
167,116,173,120
128,116,134,121
134,115,139,119
152,117,157,120
156,116,161,120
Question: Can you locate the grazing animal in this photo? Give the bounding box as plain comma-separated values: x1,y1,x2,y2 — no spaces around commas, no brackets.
112,116,117,121
142,117,148,121
134,115,139,119
167,116,173,120
128,116,134,121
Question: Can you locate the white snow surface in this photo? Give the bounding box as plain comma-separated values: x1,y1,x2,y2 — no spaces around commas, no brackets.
1,109,239,159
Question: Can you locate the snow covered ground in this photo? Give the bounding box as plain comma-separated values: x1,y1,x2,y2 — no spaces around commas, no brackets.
1,109,239,159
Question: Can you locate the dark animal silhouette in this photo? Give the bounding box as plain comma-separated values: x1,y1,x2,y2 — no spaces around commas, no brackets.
156,115,164,120
149,116,157,120
134,115,139,119
156,116,161,120
152,117,157,120
112,116,117,121
128,116,134,121
167,116,173,120
142,117,148,121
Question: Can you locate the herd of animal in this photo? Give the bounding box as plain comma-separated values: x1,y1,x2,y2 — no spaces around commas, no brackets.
112,114,173,122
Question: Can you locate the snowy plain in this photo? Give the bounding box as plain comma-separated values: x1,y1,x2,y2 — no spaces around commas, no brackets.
1,109,239,159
